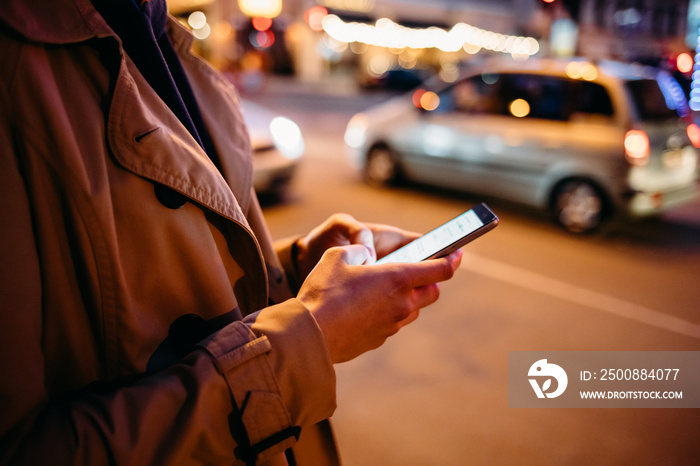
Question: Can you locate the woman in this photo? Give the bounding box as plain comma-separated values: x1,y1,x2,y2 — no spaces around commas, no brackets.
0,0,461,464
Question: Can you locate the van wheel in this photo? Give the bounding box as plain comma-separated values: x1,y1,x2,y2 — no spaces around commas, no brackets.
365,145,398,187
552,179,606,233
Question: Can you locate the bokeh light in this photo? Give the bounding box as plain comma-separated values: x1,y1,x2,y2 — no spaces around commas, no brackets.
509,99,530,118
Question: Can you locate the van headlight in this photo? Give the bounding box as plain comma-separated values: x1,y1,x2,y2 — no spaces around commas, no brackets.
344,113,369,148
270,116,304,159
624,129,650,166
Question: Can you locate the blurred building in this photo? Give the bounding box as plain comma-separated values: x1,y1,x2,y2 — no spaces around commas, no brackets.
166,0,694,92
162,1,527,91
313,0,542,87
572,0,691,62
553,0,694,104
319,0,536,32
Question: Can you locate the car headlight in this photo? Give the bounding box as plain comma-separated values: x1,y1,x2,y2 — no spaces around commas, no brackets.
344,113,369,148
270,116,304,159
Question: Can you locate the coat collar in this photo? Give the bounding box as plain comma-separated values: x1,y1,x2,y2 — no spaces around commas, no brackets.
2,0,268,310
0,0,108,43
0,0,194,51
1,0,232,214
2,0,252,228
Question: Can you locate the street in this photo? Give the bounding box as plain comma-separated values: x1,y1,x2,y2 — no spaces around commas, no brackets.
248,76,700,465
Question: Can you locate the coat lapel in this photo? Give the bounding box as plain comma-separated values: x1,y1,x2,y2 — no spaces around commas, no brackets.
106,56,251,229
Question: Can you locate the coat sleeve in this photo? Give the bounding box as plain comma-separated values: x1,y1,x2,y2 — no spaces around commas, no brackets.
0,106,335,466
240,190,338,438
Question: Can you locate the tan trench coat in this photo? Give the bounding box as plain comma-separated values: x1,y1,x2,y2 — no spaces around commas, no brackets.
0,0,339,464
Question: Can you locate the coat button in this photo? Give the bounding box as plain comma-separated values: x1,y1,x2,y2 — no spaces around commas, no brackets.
168,314,209,356
154,184,188,209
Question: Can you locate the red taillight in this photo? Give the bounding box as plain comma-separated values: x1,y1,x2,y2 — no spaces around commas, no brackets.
687,123,700,148
624,130,649,166
412,89,426,108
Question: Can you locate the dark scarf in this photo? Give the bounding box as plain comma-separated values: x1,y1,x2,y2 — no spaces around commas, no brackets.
92,0,220,167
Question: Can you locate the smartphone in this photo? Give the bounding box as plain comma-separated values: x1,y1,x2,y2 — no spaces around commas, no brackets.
376,203,498,264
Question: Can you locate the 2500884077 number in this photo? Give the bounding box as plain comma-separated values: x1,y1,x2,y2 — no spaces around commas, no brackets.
600,369,679,381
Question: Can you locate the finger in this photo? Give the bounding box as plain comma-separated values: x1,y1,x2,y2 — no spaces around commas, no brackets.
394,283,439,330
383,257,457,289
365,223,421,256
330,214,377,260
412,282,441,309
336,244,373,266
444,248,463,270
352,227,377,263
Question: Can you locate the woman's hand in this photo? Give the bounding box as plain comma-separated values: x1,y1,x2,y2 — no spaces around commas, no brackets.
296,244,462,364
294,213,420,280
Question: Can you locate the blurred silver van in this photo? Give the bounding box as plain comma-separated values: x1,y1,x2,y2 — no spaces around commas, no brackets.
345,57,699,233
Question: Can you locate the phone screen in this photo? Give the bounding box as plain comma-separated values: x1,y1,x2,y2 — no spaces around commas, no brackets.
376,204,497,264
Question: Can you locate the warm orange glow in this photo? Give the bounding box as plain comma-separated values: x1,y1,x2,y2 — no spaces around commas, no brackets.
687,123,700,148
565,61,598,81
509,98,530,118
580,64,598,81
412,89,427,108
212,21,233,41
420,91,440,111
624,130,650,165
305,6,328,32
252,16,273,31
241,51,263,71
676,53,694,74
321,15,539,56
239,0,282,18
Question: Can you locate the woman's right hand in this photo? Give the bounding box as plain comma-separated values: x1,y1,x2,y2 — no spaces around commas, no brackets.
296,244,462,364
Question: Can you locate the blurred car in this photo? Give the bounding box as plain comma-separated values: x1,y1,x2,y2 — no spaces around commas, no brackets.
240,99,304,196
359,67,429,91
345,57,700,233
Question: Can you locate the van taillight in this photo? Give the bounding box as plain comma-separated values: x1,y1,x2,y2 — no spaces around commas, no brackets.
687,123,700,148
624,130,649,165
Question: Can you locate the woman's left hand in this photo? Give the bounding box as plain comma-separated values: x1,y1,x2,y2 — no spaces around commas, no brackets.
294,213,420,279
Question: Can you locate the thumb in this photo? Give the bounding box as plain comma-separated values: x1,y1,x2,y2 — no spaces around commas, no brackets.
338,244,373,266
353,228,377,264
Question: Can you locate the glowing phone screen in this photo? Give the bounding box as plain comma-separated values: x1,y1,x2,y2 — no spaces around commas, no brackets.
377,209,484,264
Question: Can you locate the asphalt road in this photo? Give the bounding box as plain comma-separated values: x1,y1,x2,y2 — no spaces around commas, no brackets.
247,76,700,465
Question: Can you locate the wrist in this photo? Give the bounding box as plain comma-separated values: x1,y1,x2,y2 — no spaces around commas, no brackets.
292,236,309,280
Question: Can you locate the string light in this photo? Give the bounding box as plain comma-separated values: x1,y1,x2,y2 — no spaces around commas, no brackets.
321,15,539,57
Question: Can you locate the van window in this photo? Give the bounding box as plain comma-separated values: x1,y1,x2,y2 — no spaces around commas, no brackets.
573,81,614,117
495,74,570,121
625,79,684,120
494,74,616,121
439,75,498,114
441,72,615,121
